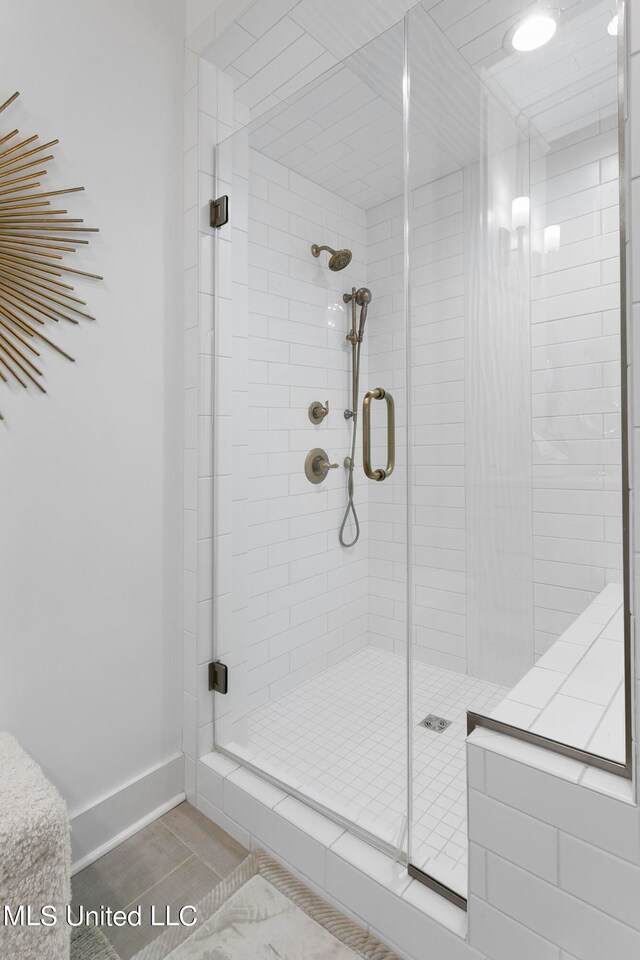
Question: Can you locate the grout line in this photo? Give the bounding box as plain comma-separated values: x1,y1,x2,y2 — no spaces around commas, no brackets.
124,858,196,911
160,811,234,881
122,848,211,912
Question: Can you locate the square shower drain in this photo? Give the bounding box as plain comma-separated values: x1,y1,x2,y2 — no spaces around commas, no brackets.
419,714,452,733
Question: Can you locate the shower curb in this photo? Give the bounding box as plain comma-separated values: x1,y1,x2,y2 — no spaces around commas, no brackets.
129,850,401,960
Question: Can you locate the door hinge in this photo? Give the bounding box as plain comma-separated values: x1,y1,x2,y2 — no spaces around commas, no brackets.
210,195,229,229
208,660,228,694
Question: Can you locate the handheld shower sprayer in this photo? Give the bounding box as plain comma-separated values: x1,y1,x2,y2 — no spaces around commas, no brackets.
356,287,371,340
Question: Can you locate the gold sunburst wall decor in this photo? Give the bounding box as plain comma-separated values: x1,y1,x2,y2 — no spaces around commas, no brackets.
0,91,102,420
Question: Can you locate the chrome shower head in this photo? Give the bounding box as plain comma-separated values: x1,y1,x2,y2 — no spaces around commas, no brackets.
311,243,352,271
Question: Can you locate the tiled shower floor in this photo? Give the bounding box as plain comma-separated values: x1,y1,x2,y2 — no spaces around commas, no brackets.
223,646,507,895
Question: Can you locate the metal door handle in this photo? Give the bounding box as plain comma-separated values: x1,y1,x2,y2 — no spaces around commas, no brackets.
363,387,395,481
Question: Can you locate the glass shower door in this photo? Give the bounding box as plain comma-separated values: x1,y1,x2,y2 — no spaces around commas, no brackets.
210,23,410,857
404,3,523,898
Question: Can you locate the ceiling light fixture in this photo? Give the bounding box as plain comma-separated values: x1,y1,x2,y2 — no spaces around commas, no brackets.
510,13,557,52
607,14,619,36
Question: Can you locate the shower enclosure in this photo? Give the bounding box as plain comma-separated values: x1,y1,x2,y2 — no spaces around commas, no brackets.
208,0,628,905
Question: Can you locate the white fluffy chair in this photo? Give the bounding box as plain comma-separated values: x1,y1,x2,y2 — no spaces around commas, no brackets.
0,733,71,959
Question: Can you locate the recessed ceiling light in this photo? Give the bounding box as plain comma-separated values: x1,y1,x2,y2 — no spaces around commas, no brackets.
511,13,557,52
607,14,619,36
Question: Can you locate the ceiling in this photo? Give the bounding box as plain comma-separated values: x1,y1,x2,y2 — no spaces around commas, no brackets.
204,0,619,209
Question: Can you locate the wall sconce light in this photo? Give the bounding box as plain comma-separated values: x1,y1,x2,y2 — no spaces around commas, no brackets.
512,196,530,230
510,196,530,254
543,224,561,253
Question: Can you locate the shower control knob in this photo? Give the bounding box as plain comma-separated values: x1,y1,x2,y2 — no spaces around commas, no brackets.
308,400,329,424
305,448,338,484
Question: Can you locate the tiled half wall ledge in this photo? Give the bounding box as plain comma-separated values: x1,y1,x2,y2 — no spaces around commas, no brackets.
466,729,638,960
487,583,625,764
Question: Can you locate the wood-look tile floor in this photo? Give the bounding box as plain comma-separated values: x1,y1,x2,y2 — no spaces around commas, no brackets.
72,802,248,960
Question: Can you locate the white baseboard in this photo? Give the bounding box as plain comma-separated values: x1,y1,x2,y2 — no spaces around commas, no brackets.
70,753,185,874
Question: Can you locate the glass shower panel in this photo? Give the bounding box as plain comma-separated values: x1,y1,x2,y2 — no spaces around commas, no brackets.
406,0,623,896
211,25,409,856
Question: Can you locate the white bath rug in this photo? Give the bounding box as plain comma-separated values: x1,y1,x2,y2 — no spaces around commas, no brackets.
131,851,399,960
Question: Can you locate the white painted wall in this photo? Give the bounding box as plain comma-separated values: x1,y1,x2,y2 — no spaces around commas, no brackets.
187,0,227,37
186,0,256,54
0,0,185,853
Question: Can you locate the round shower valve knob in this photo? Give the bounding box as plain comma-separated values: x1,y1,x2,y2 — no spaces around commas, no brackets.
305,448,338,484
308,400,329,424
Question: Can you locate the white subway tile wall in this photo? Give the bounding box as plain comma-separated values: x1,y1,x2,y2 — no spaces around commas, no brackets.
466,736,640,960
244,149,371,715
530,120,623,656
200,107,381,752
366,194,408,657
410,171,469,674
365,173,470,673
367,120,622,688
